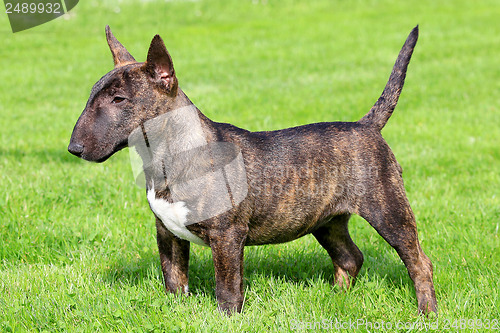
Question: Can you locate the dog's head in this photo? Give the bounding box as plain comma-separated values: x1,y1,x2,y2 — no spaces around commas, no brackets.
68,26,179,162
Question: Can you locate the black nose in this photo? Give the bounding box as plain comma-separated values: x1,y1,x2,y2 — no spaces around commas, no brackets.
68,142,84,157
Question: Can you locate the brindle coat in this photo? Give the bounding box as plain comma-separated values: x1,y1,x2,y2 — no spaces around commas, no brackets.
68,26,437,315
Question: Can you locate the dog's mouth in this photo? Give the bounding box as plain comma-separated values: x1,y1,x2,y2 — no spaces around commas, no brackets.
94,140,128,163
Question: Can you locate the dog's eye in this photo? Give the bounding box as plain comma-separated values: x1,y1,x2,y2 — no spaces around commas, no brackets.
112,96,126,104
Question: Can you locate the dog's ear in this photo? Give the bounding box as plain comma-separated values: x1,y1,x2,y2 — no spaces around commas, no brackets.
105,25,136,67
142,35,178,95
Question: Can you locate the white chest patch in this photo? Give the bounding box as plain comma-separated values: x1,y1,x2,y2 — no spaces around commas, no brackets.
147,189,208,247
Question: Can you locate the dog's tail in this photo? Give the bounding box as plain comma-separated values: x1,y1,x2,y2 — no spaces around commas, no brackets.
358,26,419,131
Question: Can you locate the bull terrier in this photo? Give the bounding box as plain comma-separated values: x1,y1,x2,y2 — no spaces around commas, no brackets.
68,25,437,315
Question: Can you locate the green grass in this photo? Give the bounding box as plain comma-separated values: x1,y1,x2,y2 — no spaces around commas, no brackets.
1,0,499,331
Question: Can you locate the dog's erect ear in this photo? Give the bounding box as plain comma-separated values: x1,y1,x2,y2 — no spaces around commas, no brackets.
142,34,177,94
105,25,136,67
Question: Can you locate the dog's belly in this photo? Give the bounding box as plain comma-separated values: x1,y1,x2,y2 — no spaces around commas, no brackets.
243,207,337,245
147,189,209,247
243,189,348,245
246,214,332,245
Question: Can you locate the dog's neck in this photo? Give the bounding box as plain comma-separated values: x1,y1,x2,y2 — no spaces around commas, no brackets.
130,89,216,192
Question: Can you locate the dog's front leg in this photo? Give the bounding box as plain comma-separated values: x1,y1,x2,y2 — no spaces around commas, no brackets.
209,222,248,314
155,217,191,294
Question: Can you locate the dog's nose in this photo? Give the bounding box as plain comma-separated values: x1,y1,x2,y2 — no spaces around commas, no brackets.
68,142,84,157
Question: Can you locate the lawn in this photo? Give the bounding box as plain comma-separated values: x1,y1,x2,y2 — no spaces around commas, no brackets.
0,0,499,331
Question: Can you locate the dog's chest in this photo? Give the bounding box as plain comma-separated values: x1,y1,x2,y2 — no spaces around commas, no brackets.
147,189,208,247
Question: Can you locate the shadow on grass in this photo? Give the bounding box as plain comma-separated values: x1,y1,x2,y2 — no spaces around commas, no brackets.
100,240,412,302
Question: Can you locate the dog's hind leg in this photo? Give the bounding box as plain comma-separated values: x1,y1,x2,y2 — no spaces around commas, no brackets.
313,214,364,289
357,183,437,314
156,217,191,295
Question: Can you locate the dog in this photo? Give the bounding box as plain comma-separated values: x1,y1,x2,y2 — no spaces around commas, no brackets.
68,25,437,315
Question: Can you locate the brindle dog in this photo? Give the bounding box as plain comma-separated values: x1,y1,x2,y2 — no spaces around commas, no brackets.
68,26,437,315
